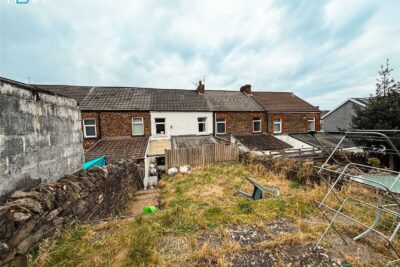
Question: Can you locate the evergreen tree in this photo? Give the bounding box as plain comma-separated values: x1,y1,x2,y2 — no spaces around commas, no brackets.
352,59,400,131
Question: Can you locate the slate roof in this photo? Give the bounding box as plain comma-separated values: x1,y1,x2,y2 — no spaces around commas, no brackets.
234,133,292,151
252,92,320,112
85,136,149,163
33,84,263,112
352,97,372,105
204,91,264,112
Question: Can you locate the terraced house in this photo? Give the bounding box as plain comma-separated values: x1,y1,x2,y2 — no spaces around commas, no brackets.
33,81,320,162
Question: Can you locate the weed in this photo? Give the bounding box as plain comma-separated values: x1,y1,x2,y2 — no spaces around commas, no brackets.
237,199,254,214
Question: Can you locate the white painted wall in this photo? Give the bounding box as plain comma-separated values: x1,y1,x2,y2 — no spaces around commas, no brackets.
274,134,313,149
150,111,213,139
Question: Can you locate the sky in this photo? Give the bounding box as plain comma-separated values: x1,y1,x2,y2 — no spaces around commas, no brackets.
1,0,400,110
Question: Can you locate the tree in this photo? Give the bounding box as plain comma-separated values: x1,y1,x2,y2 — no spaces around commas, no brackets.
351,60,400,166
352,59,400,131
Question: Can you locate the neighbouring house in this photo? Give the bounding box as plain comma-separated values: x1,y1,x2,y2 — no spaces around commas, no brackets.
321,97,370,132
0,77,84,197
252,92,321,134
33,82,323,164
204,84,267,140
34,85,152,163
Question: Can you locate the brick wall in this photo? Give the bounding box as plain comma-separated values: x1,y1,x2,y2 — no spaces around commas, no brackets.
268,113,320,134
81,111,151,150
81,112,101,150
215,112,267,136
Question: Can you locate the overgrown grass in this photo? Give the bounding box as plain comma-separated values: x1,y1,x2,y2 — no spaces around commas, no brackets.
31,163,330,266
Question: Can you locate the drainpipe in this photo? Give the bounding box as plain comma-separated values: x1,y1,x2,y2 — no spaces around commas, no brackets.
98,111,102,139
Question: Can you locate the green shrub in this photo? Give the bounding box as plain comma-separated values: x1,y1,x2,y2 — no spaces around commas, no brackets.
367,157,380,167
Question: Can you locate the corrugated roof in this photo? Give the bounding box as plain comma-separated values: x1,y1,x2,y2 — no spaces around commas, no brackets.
252,92,320,112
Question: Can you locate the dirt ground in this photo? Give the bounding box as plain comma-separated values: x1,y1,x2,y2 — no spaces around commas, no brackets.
124,189,160,216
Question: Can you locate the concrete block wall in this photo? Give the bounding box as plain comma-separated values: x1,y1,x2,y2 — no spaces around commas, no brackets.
0,81,84,197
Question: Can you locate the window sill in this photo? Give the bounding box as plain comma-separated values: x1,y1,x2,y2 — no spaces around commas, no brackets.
84,136,98,139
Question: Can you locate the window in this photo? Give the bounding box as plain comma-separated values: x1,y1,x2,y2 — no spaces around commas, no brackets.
155,118,166,134
253,117,261,133
273,118,282,134
198,117,207,133
216,118,226,134
307,117,316,132
83,118,97,138
132,117,144,136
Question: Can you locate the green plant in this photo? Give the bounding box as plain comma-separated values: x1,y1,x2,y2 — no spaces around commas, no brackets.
237,199,253,214
367,157,380,167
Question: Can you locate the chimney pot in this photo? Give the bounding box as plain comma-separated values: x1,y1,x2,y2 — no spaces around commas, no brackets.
197,80,205,94
240,84,251,94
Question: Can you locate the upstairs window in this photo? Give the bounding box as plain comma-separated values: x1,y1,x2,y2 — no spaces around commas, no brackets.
155,118,166,135
132,117,144,136
83,118,97,138
253,117,261,133
198,117,207,133
273,118,282,134
307,117,316,132
216,118,226,134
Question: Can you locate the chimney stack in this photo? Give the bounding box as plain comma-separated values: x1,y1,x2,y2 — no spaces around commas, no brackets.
197,80,205,94
240,84,252,94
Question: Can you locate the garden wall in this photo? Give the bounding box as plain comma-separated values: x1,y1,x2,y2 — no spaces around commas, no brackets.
0,78,84,197
0,160,143,266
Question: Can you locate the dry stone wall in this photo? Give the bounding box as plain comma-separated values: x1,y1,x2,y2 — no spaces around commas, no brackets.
0,160,143,266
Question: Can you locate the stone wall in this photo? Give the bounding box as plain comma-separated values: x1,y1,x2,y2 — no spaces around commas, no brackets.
0,160,144,266
0,80,84,198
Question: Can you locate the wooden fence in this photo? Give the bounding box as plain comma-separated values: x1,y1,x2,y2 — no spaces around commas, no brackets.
165,143,239,169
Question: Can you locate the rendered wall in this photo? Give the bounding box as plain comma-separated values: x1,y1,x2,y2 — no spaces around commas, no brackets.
322,101,359,132
150,111,213,139
0,81,84,197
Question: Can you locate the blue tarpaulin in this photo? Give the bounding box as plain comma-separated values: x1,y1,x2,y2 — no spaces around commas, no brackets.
83,157,106,172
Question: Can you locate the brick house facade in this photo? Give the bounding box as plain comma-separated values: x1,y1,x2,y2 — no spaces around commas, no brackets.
252,92,321,134
268,113,321,134
81,111,151,149
215,112,267,136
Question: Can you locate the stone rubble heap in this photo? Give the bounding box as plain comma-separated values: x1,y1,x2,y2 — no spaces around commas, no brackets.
0,160,143,266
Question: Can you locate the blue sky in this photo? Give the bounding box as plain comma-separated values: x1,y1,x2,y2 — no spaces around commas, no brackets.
1,0,400,110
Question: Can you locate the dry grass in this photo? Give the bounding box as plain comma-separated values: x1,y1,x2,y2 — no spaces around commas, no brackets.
30,162,394,266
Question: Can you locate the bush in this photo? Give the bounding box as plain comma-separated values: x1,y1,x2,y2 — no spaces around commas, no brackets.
367,157,380,167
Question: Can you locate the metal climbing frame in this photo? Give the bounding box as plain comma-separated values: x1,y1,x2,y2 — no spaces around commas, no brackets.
314,131,400,262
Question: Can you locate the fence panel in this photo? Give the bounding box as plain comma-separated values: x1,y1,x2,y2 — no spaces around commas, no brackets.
165,143,239,169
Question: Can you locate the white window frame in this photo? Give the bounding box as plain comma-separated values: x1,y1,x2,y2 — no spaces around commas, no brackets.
307,117,316,132
198,117,207,133
215,118,226,135
132,117,144,136
83,118,97,138
273,118,282,134
155,118,166,135
253,117,262,133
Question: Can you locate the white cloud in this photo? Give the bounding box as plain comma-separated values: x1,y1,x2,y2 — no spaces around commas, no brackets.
1,0,400,109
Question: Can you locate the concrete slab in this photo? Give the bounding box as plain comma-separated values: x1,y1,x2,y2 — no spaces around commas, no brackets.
148,139,171,156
